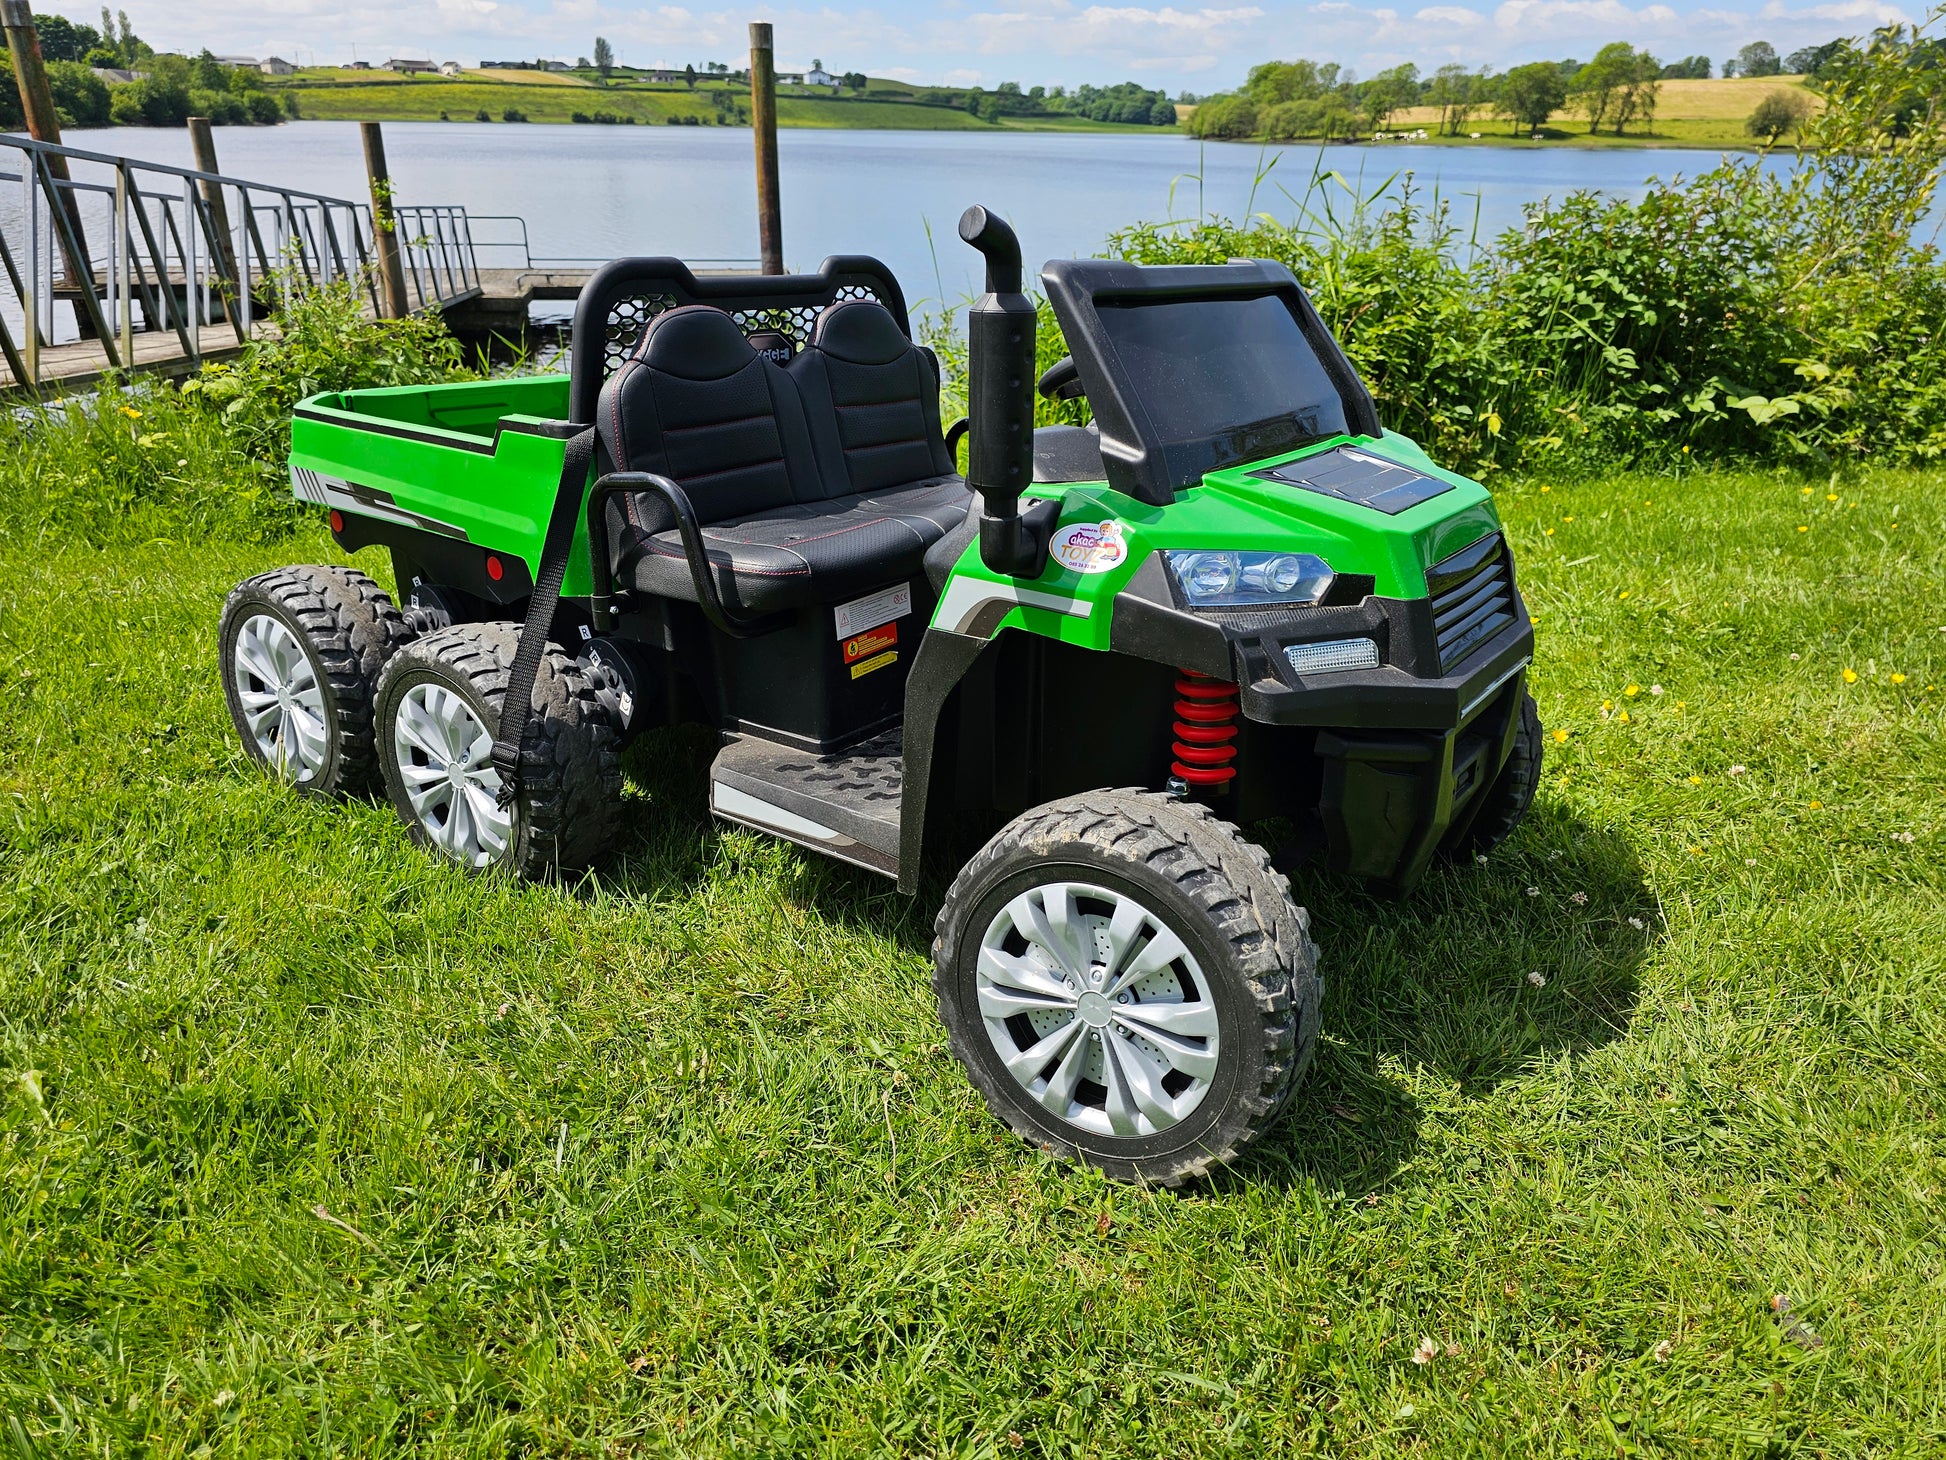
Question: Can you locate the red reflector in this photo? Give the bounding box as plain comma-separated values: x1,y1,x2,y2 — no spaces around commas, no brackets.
485,554,504,582
328,509,344,533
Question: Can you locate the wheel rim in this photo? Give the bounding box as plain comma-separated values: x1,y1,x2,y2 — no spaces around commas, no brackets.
976,880,1221,1139
231,612,329,783
391,681,513,867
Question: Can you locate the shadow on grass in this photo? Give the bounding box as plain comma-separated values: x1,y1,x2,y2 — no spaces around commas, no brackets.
1224,799,1651,1196
601,734,1650,1198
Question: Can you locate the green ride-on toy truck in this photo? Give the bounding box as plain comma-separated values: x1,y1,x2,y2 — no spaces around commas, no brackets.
219,206,1540,1185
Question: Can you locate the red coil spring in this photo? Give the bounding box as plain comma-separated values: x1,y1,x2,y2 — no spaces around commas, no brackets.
1171,671,1240,787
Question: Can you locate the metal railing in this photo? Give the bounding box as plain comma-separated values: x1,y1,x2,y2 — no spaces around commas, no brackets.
0,133,483,395
465,213,756,274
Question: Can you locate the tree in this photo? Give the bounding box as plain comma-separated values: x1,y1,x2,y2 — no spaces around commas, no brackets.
36,13,103,63
684,63,696,89
1784,41,1843,77
593,36,613,77
1747,88,1812,140
1660,55,1710,79
1611,49,1661,134
842,70,867,92
1570,42,1636,133
1498,60,1567,132
1738,41,1781,78
811,57,823,71
1358,62,1418,130
46,59,108,125
192,48,226,90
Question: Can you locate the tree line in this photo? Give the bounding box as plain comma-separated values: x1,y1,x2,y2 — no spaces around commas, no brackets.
1186,36,1856,142
0,11,291,129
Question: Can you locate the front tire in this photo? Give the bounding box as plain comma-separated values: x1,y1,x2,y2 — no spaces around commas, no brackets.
1460,690,1543,855
933,790,1320,1186
373,623,622,878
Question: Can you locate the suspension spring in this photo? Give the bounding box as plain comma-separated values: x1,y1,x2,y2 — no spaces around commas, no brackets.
1171,671,1240,789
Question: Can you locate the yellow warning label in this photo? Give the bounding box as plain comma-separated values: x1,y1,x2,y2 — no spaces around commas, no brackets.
849,649,897,680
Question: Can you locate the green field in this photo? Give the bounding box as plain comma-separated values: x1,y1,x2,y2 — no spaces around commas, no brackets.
271,72,1164,134
2,428,1942,1450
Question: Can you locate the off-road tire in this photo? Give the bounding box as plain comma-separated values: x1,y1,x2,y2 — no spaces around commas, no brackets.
1460,691,1543,854
373,622,622,879
932,789,1321,1186
218,564,410,798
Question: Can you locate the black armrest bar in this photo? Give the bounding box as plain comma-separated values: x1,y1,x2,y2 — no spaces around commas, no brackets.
586,471,775,639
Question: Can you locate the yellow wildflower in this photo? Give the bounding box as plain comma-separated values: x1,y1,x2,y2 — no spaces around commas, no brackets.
1552,729,1568,742
1808,800,1822,810
1619,710,1631,723
1619,591,1631,600
1688,775,1701,784
1564,515,1575,522
1544,528,1555,536
121,406,142,419
1798,526,1809,533
1624,684,1641,697
1891,673,1907,685
1826,493,1838,502
1842,668,1858,684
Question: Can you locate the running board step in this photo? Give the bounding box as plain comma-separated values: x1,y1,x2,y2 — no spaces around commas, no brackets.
709,729,903,879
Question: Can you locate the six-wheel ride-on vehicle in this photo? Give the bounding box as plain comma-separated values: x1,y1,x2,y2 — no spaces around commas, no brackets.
218,206,1540,1184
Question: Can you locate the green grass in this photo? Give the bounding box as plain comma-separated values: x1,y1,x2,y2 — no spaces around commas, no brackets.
2,452,1944,1454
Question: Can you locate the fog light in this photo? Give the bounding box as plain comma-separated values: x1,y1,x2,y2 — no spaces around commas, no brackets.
1284,638,1380,675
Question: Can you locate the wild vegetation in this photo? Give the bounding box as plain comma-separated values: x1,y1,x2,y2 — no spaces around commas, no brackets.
938,22,1946,483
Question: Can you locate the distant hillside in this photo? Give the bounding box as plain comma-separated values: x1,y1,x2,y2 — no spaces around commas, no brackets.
265,68,1168,133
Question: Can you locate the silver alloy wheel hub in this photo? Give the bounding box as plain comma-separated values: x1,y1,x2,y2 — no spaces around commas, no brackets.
231,612,328,783
976,881,1221,1139
392,681,513,867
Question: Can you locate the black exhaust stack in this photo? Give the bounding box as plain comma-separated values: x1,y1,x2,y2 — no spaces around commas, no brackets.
959,205,1059,578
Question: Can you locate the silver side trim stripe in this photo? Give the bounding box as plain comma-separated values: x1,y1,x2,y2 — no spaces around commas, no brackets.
712,783,855,847
1461,657,1532,721
292,466,469,541
934,577,1095,637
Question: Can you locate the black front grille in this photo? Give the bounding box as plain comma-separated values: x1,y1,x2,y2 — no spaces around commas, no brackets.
1429,534,1515,673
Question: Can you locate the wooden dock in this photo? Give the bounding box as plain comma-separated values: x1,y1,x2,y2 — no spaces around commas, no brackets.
3,267,599,399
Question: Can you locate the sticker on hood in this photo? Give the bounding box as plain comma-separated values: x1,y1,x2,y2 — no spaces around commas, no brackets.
1050,520,1128,575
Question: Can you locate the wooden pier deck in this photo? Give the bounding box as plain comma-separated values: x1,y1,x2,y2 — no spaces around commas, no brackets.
4,267,599,399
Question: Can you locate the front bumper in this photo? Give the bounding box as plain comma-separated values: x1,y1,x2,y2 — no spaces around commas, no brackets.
1110,553,1536,890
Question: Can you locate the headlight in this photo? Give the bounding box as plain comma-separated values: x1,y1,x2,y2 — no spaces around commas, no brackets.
1163,550,1335,609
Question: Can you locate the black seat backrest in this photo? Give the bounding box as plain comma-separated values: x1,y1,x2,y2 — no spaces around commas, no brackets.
789,299,955,497
597,305,824,529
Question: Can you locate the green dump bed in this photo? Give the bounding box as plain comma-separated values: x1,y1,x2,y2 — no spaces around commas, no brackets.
288,375,605,596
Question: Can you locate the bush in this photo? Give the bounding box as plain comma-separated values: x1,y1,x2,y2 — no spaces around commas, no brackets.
1747,89,1813,140
46,61,110,127
940,31,1946,479
0,271,474,549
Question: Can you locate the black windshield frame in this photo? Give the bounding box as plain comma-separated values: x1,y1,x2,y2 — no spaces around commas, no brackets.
1040,258,1381,507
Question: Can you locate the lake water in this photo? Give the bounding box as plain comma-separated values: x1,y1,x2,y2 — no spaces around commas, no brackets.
58,121,1783,311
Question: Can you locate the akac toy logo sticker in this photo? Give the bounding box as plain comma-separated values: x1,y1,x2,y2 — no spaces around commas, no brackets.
1049,520,1127,575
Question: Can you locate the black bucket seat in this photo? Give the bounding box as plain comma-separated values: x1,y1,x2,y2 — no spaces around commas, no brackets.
599,301,969,617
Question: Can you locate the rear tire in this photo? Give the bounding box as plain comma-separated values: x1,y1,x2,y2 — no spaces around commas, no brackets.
217,565,409,799
1460,690,1543,855
373,623,622,879
932,789,1320,1186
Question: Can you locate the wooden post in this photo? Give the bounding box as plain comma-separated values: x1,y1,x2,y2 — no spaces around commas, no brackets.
186,117,239,305
2,0,95,332
748,22,783,274
359,121,410,318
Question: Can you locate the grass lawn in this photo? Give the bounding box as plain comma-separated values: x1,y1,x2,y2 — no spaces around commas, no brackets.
1384,76,1822,150
1,454,1942,1453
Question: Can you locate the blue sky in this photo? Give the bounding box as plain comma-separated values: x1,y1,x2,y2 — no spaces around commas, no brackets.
149,0,1914,93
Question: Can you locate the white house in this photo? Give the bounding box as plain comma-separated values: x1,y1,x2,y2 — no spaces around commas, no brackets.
258,57,295,75
804,65,840,88
383,58,436,73
215,54,258,68
438,60,463,76
90,65,142,83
